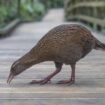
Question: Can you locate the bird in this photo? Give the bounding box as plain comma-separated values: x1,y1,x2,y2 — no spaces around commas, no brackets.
7,24,105,84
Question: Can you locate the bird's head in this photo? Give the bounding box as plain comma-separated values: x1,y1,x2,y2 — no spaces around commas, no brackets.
7,61,27,84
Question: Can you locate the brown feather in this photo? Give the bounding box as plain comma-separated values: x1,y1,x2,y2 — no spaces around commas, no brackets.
10,24,104,75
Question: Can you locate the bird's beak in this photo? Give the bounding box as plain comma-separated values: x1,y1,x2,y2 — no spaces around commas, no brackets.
7,73,14,84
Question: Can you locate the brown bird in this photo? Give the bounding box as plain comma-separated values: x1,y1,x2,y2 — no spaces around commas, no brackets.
7,24,105,84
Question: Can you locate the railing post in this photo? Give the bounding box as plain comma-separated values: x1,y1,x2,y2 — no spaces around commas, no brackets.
31,0,34,7
89,7,94,28
96,7,102,31
41,0,47,10
17,0,21,17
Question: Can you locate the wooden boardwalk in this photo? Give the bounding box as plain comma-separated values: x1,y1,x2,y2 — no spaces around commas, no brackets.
0,9,105,105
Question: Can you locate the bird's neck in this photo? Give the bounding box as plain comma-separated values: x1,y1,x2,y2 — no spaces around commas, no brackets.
18,48,41,68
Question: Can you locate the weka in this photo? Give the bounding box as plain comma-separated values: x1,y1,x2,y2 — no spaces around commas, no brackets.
7,24,105,84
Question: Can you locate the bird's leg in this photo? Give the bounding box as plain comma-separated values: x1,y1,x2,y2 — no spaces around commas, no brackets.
57,64,75,84
30,62,63,84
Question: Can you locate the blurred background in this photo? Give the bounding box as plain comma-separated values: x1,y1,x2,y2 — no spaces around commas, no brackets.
0,0,64,29
0,0,105,37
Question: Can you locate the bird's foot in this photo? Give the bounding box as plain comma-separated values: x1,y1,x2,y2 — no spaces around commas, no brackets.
30,79,50,85
57,80,75,84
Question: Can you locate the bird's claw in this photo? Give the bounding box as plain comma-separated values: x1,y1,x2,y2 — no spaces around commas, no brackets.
30,79,50,85
57,80,75,84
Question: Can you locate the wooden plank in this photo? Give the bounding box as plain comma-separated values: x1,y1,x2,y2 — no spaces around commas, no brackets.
0,99,105,105
1,9,105,105
67,15,105,27
1,92,105,99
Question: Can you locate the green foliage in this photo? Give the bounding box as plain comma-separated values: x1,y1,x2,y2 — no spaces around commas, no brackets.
20,1,45,21
45,0,64,8
0,0,17,28
0,0,64,28
0,6,17,28
33,2,45,14
0,0,45,28
0,6,8,27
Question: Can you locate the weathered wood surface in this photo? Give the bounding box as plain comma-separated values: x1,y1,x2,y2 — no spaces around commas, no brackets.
0,9,105,105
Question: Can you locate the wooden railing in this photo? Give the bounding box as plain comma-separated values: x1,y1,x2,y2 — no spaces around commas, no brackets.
65,0,105,33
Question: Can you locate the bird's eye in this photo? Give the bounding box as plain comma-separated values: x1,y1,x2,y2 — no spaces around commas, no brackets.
11,67,15,72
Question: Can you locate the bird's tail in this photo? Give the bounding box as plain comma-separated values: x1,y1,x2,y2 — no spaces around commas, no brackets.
94,38,105,51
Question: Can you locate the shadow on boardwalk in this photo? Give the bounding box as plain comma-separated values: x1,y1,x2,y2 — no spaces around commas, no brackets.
0,9,105,105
